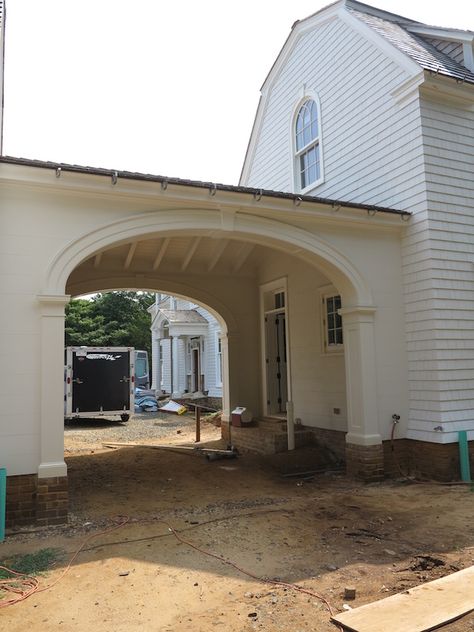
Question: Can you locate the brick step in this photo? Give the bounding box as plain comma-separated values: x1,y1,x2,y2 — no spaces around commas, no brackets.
254,416,287,432
229,425,313,455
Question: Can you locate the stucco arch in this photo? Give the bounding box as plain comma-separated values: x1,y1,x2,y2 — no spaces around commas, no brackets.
43,209,374,307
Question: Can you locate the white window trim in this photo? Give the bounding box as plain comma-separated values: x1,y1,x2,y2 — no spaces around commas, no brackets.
319,285,344,355
290,89,325,194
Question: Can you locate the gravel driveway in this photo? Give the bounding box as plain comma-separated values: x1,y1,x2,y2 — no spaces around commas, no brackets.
64,410,216,451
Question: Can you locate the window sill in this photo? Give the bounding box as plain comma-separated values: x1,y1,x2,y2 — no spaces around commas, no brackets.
298,178,325,196
321,347,344,356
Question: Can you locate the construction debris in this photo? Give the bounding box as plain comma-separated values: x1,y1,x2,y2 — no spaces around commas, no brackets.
332,566,474,632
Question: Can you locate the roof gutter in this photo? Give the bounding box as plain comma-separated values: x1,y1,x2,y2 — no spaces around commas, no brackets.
0,155,411,218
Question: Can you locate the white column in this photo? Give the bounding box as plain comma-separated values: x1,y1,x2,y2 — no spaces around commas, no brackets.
151,334,161,392
220,332,230,421
38,294,70,479
171,335,183,398
339,306,381,446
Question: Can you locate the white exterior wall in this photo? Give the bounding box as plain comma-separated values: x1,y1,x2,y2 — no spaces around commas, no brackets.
242,14,426,212
258,253,347,432
405,96,474,442
258,236,409,440
240,9,474,444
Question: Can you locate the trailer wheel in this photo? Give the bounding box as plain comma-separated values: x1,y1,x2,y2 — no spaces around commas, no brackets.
120,413,130,422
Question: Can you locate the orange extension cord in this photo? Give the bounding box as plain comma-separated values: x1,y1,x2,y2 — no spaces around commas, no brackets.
0,516,129,608
0,515,336,618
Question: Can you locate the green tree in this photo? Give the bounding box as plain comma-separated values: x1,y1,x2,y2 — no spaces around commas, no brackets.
65,291,154,357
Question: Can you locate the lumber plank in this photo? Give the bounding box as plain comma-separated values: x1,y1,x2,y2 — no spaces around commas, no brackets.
332,566,474,632
102,441,234,454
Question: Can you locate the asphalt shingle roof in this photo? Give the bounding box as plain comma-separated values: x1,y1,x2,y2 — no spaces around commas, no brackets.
346,1,474,85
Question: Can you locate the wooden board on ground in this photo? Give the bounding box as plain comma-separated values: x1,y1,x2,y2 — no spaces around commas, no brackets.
332,566,474,632
102,441,234,455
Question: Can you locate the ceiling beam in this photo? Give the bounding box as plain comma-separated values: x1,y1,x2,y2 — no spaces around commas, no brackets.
181,237,202,271
124,241,138,270
152,237,171,271
207,239,229,272
93,252,102,268
233,243,254,273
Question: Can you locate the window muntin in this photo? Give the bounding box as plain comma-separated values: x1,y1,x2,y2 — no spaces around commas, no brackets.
274,291,285,310
322,293,343,352
326,295,343,346
295,99,321,191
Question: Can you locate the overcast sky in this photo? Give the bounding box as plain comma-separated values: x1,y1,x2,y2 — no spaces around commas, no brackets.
3,0,474,185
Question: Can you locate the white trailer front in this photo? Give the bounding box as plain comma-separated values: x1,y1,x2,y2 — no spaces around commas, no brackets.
65,347,135,421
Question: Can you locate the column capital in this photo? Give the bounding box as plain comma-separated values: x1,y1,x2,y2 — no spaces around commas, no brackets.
339,305,376,317
38,294,70,316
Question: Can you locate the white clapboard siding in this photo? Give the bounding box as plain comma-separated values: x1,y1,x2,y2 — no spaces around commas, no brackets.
403,97,474,439
241,9,474,442
243,16,428,213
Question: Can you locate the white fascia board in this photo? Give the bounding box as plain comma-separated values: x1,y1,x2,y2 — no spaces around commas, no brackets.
261,3,343,93
338,10,422,77
168,323,208,337
240,2,422,185
420,73,474,110
406,26,474,45
240,2,343,185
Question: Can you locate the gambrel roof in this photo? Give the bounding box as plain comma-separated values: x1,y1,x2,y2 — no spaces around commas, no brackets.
345,1,474,85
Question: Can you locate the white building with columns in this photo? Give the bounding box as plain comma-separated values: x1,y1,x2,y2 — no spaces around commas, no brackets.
149,294,223,399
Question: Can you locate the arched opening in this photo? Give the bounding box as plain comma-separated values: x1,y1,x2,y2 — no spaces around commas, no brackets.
36,209,381,503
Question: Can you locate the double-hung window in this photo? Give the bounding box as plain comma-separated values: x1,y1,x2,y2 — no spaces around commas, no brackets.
295,99,321,191
322,293,343,352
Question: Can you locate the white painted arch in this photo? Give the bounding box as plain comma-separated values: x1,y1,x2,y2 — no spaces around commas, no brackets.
44,208,374,308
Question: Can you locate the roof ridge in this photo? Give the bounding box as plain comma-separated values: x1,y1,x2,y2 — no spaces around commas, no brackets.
345,0,422,26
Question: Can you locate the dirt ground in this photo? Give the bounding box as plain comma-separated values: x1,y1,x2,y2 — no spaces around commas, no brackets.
2,411,474,631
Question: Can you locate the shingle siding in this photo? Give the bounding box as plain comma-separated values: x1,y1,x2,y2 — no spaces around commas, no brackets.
404,96,474,440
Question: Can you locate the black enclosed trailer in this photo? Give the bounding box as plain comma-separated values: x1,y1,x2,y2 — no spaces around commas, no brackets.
65,347,135,421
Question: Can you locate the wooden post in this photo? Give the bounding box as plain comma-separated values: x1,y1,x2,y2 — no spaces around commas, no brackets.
195,406,201,443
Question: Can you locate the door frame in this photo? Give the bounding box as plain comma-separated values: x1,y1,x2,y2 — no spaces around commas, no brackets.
259,277,292,417
189,338,202,393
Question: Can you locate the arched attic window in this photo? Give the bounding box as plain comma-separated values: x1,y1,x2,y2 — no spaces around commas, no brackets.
295,99,322,191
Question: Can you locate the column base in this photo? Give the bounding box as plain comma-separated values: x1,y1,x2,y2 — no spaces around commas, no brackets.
38,460,67,478
346,442,384,481
6,474,69,528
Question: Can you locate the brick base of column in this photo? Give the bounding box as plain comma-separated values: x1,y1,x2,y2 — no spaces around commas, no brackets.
345,443,384,481
6,474,68,528
221,420,231,444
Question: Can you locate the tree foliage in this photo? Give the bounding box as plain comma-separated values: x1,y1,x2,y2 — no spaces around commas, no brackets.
65,291,154,356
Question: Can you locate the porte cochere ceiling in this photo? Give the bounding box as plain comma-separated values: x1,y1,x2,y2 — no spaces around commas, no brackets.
67,235,268,292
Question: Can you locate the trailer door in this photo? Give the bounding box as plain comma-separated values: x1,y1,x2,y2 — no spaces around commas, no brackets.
72,350,131,413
